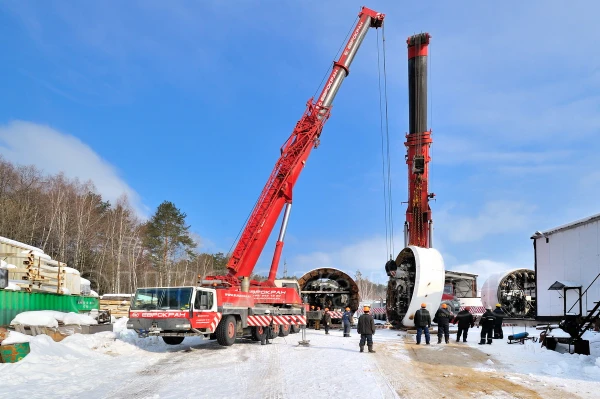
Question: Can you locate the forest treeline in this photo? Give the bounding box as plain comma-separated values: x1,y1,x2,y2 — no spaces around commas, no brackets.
0,156,386,298
0,156,229,294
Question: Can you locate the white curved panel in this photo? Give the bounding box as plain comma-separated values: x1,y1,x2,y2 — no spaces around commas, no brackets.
480,271,506,310
481,268,535,317
402,246,445,327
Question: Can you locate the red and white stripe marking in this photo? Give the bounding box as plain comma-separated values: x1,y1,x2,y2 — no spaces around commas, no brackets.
247,315,307,327
460,306,486,315
210,313,222,332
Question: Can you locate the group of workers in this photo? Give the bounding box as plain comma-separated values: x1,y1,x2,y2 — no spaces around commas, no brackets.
311,304,378,353
414,302,507,345
307,302,507,353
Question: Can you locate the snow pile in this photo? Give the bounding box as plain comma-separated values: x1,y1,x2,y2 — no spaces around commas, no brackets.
468,326,600,382
10,311,99,327
63,313,98,326
4,282,22,290
1,331,34,345
11,311,59,328
0,259,16,269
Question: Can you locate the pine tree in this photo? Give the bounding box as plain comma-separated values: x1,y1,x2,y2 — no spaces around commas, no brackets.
144,201,195,286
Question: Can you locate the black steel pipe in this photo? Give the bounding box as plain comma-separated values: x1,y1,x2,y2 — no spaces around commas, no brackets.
407,33,430,135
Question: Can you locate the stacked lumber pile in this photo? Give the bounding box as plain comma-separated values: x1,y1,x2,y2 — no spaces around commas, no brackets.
100,295,132,318
1,250,68,294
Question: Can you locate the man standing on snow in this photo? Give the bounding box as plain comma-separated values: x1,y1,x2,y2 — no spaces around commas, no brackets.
357,305,376,353
342,306,352,337
314,307,321,330
261,309,274,345
453,306,475,342
414,303,431,345
322,307,332,335
492,303,506,339
479,306,496,345
434,303,453,344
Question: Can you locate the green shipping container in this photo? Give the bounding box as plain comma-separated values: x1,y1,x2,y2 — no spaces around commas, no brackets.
0,290,99,327
0,342,30,363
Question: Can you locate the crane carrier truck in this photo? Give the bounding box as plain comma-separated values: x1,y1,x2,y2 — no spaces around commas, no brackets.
127,6,385,346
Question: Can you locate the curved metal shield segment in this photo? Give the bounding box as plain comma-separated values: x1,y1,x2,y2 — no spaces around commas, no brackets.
481,268,536,317
386,246,445,327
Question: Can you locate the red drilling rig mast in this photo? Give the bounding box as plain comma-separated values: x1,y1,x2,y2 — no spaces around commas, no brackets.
404,33,434,249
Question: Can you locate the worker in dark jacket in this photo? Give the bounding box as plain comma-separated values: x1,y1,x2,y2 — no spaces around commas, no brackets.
261,310,273,345
434,303,453,344
357,306,376,353
492,304,506,339
322,307,332,335
453,307,475,342
342,307,352,337
413,303,431,345
478,306,496,345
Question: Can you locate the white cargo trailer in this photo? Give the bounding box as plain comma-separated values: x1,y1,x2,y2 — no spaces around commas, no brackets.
532,213,600,320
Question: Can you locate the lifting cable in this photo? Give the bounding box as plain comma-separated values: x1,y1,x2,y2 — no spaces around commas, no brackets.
377,24,395,260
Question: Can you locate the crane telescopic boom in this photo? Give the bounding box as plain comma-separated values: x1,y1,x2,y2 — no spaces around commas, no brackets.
224,7,385,286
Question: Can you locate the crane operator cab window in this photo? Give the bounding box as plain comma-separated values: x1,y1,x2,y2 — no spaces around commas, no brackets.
194,290,214,311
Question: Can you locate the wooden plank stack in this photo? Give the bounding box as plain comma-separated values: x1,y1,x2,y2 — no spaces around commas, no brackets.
1,250,67,294
100,296,131,318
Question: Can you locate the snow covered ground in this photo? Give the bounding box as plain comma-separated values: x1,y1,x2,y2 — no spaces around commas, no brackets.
0,320,599,398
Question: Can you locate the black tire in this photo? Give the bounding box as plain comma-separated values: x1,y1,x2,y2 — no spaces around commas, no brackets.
216,315,237,346
209,333,217,340
278,324,290,337
251,326,260,341
290,324,299,334
162,336,184,345
268,324,279,339
253,326,266,342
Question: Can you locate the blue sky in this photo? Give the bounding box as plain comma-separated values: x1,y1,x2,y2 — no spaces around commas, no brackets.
1,1,599,287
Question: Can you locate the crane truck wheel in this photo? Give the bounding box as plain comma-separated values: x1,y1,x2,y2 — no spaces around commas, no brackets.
253,326,266,342
216,315,237,346
290,324,299,334
268,324,279,340
162,336,185,345
278,324,290,337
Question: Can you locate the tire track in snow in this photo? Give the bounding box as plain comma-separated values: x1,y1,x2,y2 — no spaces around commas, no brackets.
244,342,285,399
102,344,226,399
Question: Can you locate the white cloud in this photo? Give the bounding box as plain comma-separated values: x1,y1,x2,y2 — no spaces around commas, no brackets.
440,201,536,243
0,120,146,217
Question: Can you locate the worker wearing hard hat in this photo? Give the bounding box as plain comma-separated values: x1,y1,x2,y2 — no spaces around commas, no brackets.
357,305,376,352
492,303,507,339
414,303,431,345
342,306,352,337
314,307,321,330
478,306,496,345
433,303,453,344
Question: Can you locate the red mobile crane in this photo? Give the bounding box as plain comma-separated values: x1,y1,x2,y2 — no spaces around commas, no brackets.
127,7,385,346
